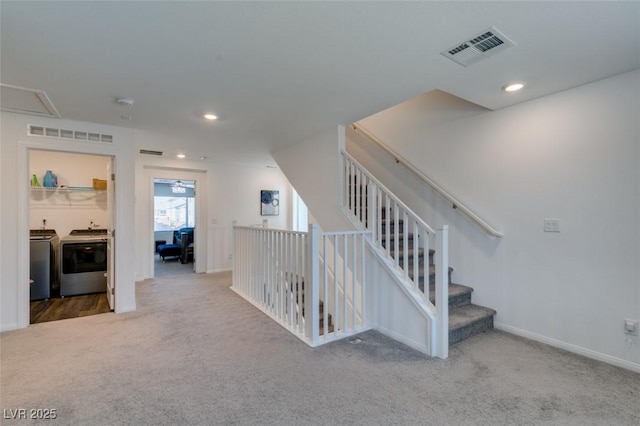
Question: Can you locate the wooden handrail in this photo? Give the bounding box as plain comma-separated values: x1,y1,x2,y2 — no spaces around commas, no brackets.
351,123,503,238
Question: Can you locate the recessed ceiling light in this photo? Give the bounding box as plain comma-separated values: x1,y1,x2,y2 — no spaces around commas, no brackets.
502,82,524,92
203,113,217,120
176,154,186,159
116,97,135,107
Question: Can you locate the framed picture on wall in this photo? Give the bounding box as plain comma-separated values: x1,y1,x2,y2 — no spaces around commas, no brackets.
260,190,279,216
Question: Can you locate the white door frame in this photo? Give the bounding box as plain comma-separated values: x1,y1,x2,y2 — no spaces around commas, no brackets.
106,157,115,310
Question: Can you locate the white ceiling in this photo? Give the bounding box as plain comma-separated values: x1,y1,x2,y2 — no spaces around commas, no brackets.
2,1,639,165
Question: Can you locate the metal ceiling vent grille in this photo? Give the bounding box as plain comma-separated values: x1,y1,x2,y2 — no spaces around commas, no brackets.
28,125,113,143
139,149,163,156
441,27,516,67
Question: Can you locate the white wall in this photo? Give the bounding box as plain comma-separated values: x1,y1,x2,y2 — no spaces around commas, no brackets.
350,70,640,371
272,127,352,232
1,112,137,330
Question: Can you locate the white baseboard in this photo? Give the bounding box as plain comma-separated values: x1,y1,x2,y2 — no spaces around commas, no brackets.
495,322,640,374
0,322,21,332
115,304,136,314
374,325,430,356
207,268,232,274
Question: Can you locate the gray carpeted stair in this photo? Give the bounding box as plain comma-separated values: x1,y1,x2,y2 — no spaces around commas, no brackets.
379,209,496,346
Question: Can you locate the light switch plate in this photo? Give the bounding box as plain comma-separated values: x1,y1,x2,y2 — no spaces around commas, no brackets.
624,319,638,336
544,219,560,232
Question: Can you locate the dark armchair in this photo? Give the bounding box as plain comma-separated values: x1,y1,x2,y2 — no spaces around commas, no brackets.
157,227,194,263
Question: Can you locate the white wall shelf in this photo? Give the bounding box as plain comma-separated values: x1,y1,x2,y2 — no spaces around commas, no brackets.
30,186,107,210
29,186,105,192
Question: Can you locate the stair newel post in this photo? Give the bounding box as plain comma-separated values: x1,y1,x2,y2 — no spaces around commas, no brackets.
360,230,367,328
306,224,320,345
343,234,348,330
435,225,449,359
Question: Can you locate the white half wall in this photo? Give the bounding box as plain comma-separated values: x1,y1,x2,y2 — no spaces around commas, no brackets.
368,248,432,354
350,70,640,371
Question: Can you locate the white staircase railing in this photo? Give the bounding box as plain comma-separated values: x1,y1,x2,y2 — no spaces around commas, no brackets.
232,224,370,347
342,150,449,358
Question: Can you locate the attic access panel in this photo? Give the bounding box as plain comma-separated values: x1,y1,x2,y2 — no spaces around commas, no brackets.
0,84,60,117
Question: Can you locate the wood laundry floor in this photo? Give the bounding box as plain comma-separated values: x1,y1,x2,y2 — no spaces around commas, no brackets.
30,293,111,324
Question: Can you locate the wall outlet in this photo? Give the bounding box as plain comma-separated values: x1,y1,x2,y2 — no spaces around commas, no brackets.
228,253,233,261
544,219,560,232
624,319,638,336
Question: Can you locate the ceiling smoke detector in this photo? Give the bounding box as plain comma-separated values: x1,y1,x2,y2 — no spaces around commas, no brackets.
116,97,135,107
441,26,516,67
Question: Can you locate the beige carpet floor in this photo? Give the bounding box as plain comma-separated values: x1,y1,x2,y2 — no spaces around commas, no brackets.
1,271,638,425
154,254,195,278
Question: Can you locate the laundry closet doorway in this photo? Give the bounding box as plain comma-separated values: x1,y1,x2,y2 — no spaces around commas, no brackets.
28,150,114,323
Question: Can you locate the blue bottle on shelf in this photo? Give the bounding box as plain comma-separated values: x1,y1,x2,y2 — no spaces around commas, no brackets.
42,170,57,188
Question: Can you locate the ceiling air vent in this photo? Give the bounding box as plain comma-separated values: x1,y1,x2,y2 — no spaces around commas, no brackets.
28,125,113,143
139,149,163,156
441,26,516,67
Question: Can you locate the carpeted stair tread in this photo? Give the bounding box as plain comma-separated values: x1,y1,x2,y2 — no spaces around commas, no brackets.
379,221,405,233
429,282,473,308
449,303,496,330
380,235,416,249
449,304,496,344
407,264,454,287
383,241,429,255
389,246,425,261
